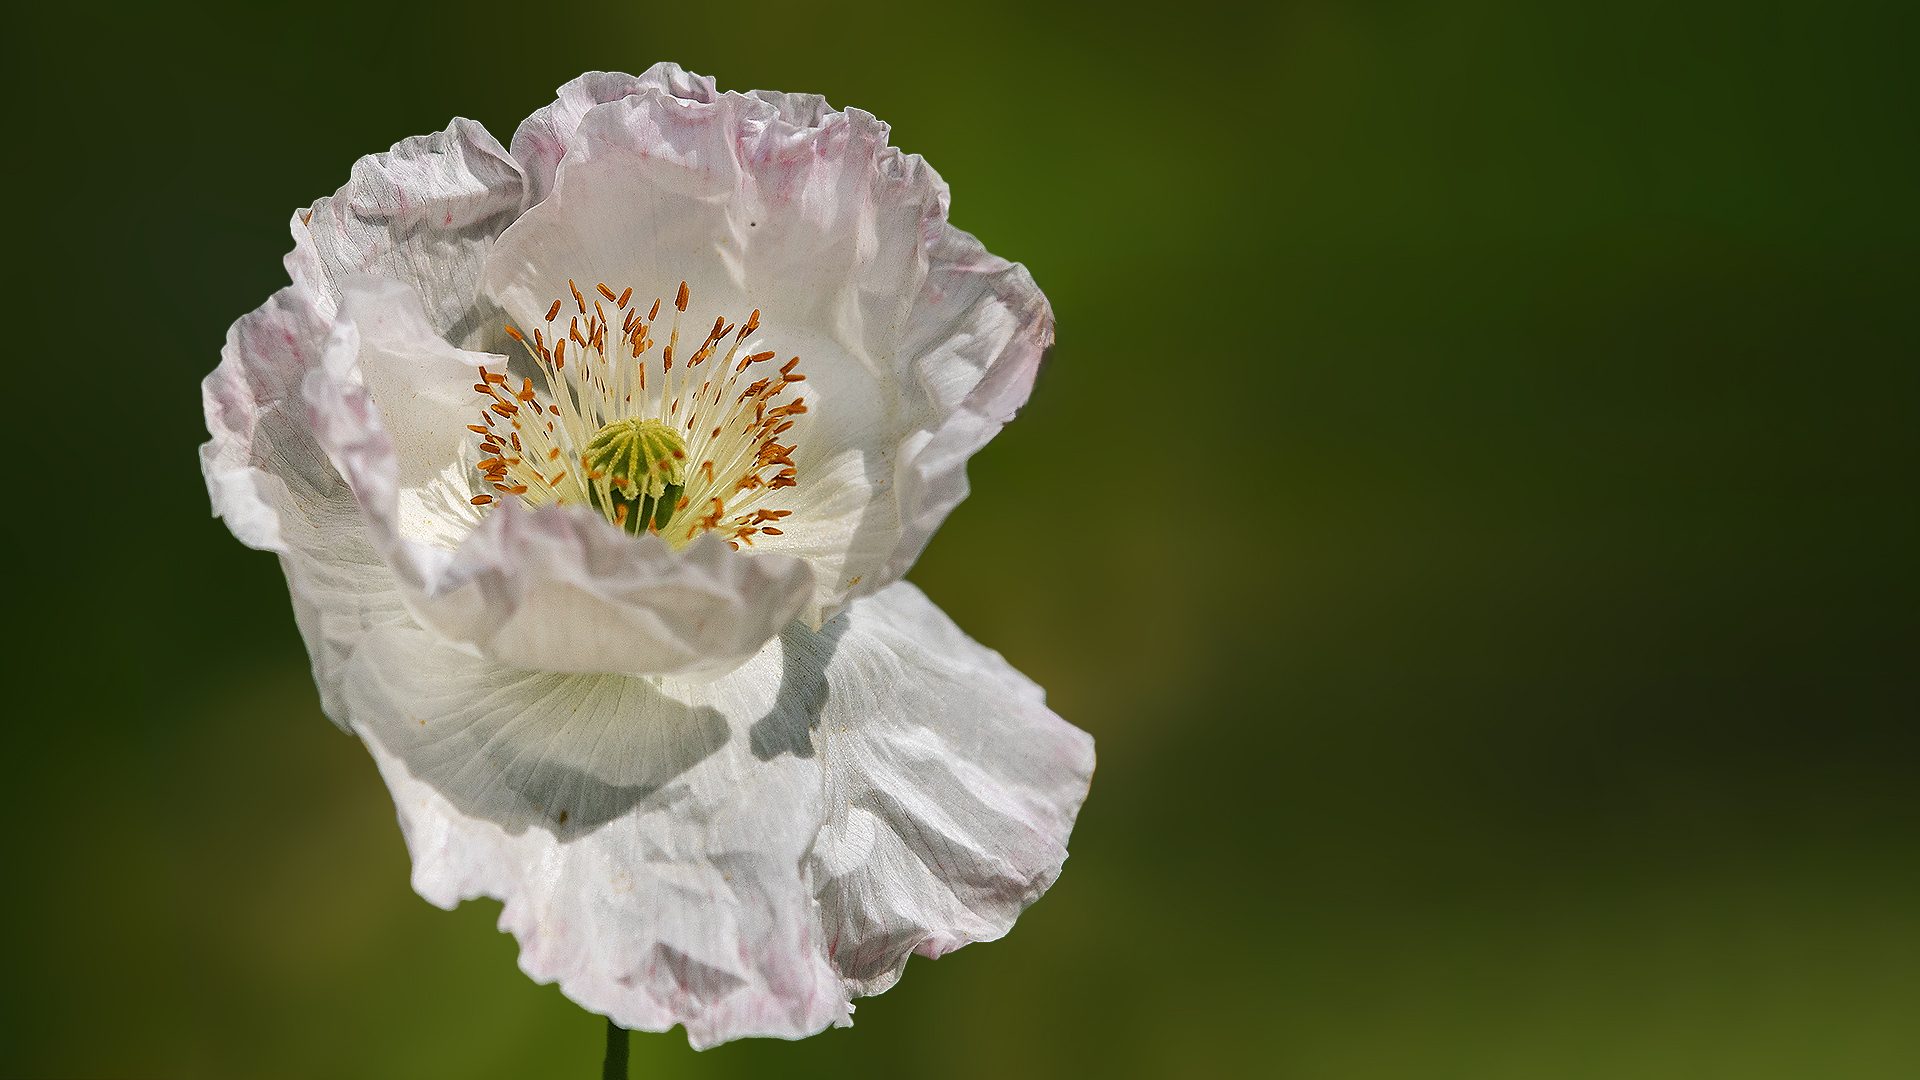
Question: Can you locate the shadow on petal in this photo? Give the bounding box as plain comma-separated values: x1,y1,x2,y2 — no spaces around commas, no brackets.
749,613,848,761
824,444,907,615
348,626,730,842
629,944,749,1010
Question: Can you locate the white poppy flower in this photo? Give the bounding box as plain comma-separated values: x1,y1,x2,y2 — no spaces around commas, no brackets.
200,65,1094,1047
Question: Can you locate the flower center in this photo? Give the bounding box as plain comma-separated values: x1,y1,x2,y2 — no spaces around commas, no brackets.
583,418,687,535
469,279,805,548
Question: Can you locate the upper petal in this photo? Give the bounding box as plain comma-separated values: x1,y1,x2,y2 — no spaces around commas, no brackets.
288,116,528,349
509,65,719,211
303,275,815,679
483,77,1052,627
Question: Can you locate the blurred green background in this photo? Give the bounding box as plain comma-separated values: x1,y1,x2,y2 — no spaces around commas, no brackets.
6,0,1915,1076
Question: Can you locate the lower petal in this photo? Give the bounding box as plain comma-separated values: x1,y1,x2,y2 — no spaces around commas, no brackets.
345,623,848,1046
336,581,1092,1045
810,583,1096,996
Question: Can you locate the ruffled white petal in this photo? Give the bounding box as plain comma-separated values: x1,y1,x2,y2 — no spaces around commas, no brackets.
337,580,1089,1045
302,275,816,679
482,79,1051,628
509,65,718,211
287,117,527,349
873,229,1052,595
200,284,410,724
344,622,846,1046
809,583,1094,995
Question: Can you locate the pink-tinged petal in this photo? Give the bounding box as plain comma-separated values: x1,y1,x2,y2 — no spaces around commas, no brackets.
509,64,718,210
200,283,411,724
810,583,1094,995
877,228,1052,596
483,83,1051,628
288,117,527,349
344,623,847,1046
302,275,815,679
335,581,1090,1045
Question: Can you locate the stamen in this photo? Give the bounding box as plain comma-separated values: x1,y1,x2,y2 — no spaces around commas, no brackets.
473,279,807,546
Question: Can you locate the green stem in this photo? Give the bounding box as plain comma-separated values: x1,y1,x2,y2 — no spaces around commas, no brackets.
603,1017,628,1080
